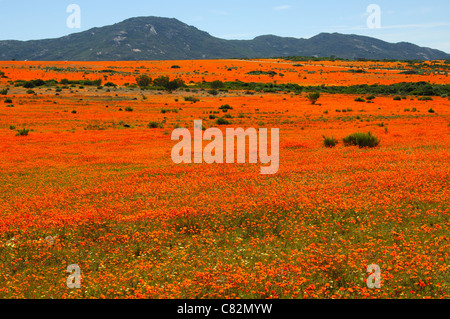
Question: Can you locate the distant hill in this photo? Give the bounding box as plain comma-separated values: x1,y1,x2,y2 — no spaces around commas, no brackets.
0,16,449,61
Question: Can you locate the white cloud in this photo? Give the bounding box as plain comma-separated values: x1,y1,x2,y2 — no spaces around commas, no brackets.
273,5,291,11
210,10,228,16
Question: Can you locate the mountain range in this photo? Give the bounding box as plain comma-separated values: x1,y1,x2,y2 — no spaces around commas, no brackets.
0,16,448,61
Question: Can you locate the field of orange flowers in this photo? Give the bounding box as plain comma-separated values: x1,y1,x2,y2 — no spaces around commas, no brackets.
0,59,449,299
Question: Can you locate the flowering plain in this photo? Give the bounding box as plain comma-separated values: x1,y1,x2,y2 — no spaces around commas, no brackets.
0,59,449,299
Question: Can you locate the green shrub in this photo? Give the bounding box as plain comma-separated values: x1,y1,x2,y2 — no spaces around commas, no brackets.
4,98,12,103
354,97,365,102
136,74,152,88
418,96,433,101
148,121,163,129
343,132,380,148
160,108,178,114
428,108,435,113
125,107,133,112
153,76,184,91
26,90,35,94
246,71,277,76
184,96,200,103
393,96,402,101
23,81,36,88
307,92,320,105
209,115,217,120
219,104,233,111
16,128,30,136
322,135,338,148
210,80,224,89
216,118,231,125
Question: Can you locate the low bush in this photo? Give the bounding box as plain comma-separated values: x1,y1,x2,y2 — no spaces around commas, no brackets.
148,121,163,129
343,132,380,148
219,104,233,111
322,135,338,148
185,96,200,103
216,118,231,125
16,128,30,136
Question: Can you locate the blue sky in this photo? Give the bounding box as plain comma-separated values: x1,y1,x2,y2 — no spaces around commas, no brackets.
0,0,449,52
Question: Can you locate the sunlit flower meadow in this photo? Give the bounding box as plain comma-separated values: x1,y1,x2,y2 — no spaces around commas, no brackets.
0,59,448,299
